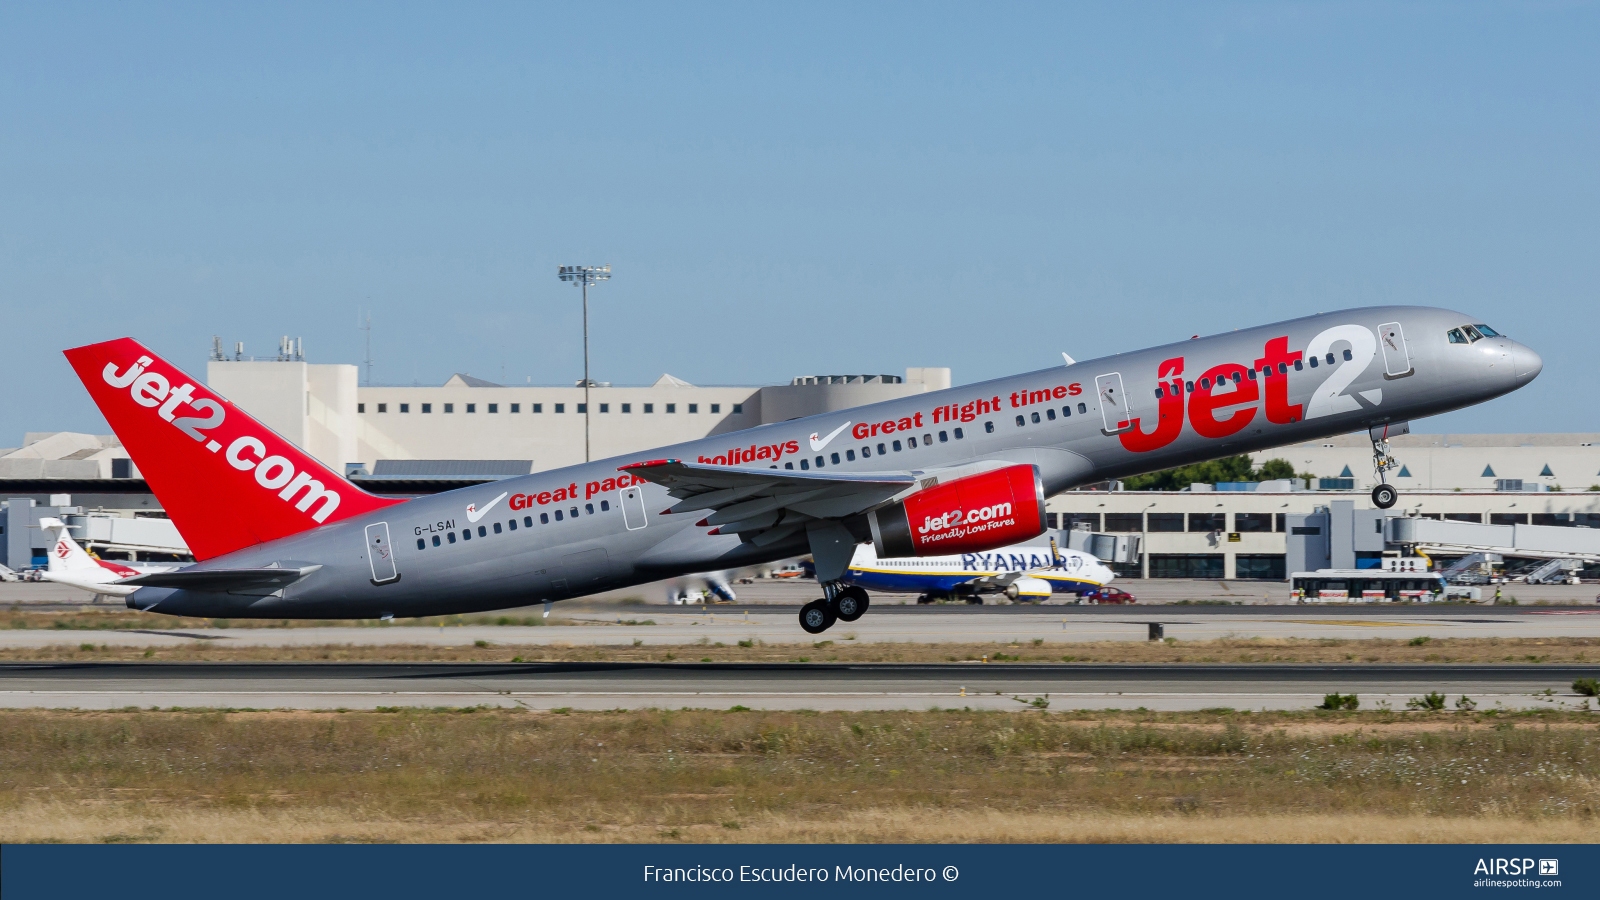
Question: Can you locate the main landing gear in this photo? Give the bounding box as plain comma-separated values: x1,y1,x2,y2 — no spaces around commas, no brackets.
798,584,870,634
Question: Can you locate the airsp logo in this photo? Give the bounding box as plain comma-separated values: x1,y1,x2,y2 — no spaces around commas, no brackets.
1539,859,1559,877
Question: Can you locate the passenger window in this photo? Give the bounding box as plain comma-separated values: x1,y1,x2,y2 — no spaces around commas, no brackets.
1062,406,1072,417
1154,385,1164,398
953,428,964,439
939,431,948,442
861,446,871,457
1016,415,1025,427
1309,356,1318,368
508,519,516,530
1200,378,1211,389
892,440,901,451
815,456,824,467
493,522,502,534
1325,352,1335,365
1231,372,1242,383
540,513,548,524
907,437,917,448
831,452,840,463
923,433,932,444
600,500,610,511
984,422,994,434
800,459,810,470
1031,412,1040,424
1046,408,1055,420
554,510,563,521
877,443,887,454
1447,328,1467,344
1342,348,1352,360
1278,362,1288,374
432,535,440,547
448,532,456,544
1185,381,1194,392
785,462,794,469
586,503,594,514
1247,368,1256,380
416,538,425,550
478,526,486,537
524,516,533,527
1475,324,1500,337
1077,403,1086,414
846,449,856,460
462,529,471,540
569,508,577,519
1293,359,1302,371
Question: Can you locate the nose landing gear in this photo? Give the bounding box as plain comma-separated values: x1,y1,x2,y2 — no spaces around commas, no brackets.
798,583,871,633
1369,422,1406,509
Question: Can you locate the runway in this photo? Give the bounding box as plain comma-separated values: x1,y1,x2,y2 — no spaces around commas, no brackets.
3,661,1595,711
5,604,1600,650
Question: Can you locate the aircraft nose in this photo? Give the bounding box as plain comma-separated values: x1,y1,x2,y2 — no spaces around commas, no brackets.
1513,343,1543,384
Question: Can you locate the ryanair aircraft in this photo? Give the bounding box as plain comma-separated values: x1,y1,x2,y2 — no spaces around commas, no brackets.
843,540,1115,604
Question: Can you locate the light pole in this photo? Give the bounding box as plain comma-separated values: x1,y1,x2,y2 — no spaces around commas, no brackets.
557,264,610,462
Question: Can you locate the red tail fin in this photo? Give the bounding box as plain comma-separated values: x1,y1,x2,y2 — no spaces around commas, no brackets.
63,338,402,560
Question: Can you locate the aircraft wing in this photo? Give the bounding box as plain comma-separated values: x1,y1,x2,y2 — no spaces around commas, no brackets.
621,459,915,548
119,565,322,592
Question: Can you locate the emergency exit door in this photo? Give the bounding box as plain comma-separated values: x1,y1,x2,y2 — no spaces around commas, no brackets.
620,486,648,531
1094,372,1132,434
365,522,400,585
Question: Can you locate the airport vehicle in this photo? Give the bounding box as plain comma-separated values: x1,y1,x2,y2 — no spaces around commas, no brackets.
1291,569,1449,602
843,539,1114,604
34,517,178,600
64,306,1539,632
1081,587,1137,605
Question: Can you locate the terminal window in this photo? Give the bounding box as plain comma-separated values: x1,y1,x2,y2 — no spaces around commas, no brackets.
732,404,743,414
688,404,697,413
599,404,608,413
710,404,720,414
422,404,432,413
666,404,675,413
1105,514,1142,531
621,404,630,413
1235,513,1274,532
400,403,409,413
487,404,497,413
1187,513,1224,532
531,403,541,413
358,403,365,413
1148,513,1185,532
509,403,518,413
466,404,475,413
554,403,564,413
576,404,586,413
643,404,653,413
443,404,453,413
377,403,387,413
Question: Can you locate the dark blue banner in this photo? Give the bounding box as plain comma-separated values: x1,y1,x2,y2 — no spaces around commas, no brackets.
3,844,1593,899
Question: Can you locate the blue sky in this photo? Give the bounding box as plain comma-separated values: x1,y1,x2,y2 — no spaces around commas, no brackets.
2,1,1596,444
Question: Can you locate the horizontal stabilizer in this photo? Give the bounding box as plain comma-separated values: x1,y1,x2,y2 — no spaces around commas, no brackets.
121,565,322,592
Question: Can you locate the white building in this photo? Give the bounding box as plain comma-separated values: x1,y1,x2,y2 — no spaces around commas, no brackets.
1249,433,1600,493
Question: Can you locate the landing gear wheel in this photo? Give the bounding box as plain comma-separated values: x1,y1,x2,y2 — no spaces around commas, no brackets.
831,586,870,622
965,595,984,605
799,599,836,634
1372,483,1398,509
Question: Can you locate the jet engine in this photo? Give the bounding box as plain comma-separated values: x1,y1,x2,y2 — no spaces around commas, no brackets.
867,464,1047,558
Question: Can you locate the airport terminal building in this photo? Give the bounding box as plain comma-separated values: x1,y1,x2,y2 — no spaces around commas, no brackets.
4,349,1600,578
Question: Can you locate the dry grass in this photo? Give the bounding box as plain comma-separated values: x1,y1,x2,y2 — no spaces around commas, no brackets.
2,707,1596,843
6,635,1599,665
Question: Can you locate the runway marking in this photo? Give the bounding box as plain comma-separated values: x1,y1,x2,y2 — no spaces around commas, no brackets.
1282,620,1419,627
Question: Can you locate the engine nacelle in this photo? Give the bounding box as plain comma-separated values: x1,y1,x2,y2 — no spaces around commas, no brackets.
867,464,1047,558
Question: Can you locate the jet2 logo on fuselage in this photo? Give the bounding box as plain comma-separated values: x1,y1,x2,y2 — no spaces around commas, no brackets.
466,492,509,523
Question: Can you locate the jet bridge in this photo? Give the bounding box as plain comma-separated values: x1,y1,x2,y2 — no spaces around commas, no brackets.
1387,516,1600,563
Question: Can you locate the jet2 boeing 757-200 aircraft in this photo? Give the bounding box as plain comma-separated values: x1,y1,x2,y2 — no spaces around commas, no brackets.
64,306,1540,633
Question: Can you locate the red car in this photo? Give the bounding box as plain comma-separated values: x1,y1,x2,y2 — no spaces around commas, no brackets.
1081,587,1137,605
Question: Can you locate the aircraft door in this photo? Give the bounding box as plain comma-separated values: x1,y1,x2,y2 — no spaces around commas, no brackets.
620,486,648,531
365,522,400,585
1093,372,1133,434
1378,322,1413,377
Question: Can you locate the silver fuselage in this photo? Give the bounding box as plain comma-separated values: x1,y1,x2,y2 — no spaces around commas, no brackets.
133,306,1540,617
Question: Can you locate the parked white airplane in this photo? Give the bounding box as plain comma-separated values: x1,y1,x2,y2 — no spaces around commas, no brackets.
36,518,176,599
844,538,1115,603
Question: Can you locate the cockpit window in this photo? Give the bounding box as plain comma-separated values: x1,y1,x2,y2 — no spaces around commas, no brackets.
1447,328,1467,344
1474,324,1500,337
1463,325,1483,342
